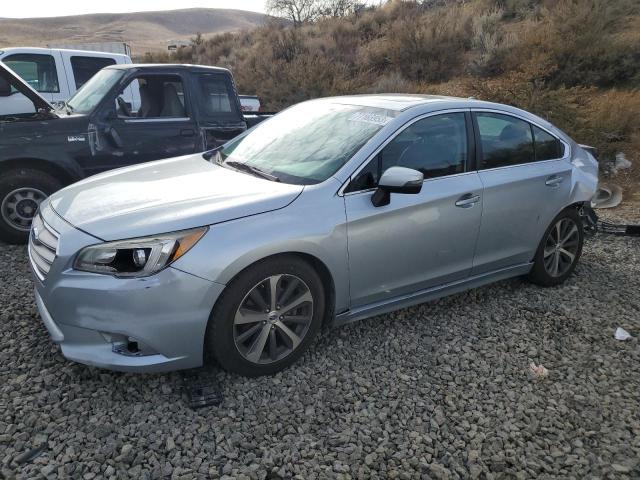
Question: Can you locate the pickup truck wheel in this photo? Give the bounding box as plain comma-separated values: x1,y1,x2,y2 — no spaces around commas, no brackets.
206,256,325,377
0,169,62,244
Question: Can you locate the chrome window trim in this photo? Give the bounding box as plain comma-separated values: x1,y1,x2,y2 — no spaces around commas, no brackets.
471,109,571,170
337,108,471,196
342,170,479,198
123,117,191,123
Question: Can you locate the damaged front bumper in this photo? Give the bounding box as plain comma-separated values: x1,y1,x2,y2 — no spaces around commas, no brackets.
30,202,225,373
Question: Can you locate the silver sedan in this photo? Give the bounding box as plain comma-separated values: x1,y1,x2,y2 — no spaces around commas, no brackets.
30,95,598,376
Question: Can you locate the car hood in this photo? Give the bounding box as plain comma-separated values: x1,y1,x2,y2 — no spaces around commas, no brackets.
49,154,304,241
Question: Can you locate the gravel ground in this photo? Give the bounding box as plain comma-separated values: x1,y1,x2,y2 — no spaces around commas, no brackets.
1,209,639,479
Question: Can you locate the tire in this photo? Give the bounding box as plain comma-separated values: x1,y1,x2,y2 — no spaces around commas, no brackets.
0,169,63,244
527,208,584,287
206,256,325,376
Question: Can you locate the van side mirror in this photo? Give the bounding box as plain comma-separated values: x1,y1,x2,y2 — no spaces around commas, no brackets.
0,77,11,97
371,166,423,207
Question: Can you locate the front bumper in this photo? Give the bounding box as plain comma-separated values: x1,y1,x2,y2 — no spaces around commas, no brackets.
31,202,225,373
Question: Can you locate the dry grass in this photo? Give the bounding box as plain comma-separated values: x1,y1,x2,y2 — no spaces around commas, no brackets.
147,0,639,190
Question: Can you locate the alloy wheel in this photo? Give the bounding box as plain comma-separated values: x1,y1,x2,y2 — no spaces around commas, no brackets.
1,188,47,232
543,217,580,277
233,274,314,364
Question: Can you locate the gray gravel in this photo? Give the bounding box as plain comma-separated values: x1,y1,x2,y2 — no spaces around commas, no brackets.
1,218,640,479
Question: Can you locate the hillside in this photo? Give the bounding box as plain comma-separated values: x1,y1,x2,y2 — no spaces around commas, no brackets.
0,8,267,54
148,0,640,190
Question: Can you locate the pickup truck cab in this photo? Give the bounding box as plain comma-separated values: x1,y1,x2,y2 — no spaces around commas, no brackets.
0,47,132,115
0,62,270,243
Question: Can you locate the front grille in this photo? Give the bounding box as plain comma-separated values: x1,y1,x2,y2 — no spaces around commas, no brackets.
28,213,59,281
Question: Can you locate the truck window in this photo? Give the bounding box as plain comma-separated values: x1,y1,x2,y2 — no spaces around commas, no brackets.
115,75,188,119
3,54,59,93
197,74,241,121
70,56,117,89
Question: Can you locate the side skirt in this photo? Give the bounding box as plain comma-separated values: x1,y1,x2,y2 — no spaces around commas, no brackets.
333,262,533,327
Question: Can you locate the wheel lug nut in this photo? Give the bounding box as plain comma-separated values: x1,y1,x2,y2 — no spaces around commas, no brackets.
276,305,280,310
279,315,283,320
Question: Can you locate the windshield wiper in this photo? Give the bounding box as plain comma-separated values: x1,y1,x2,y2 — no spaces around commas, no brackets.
225,161,280,182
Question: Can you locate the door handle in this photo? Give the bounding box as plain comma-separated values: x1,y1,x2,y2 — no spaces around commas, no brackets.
180,129,196,137
545,175,564,187
455,193,480,208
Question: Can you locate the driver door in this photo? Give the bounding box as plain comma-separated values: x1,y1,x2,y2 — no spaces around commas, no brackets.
344,111,483,308
89,74,200,174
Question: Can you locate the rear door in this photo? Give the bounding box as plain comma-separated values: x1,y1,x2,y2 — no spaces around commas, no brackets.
62,53,117,95
193,72,247,149
471,111,572,275
344,111,483,308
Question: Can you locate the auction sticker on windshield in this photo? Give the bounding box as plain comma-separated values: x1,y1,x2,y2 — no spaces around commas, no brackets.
349,111,393,126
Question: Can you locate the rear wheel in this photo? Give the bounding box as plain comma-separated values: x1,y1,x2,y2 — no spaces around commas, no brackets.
527,208,584,287
206,256,325,376
0,169,62,244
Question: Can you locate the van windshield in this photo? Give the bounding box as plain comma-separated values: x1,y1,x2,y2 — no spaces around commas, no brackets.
218,101,396,185
67,69,124,114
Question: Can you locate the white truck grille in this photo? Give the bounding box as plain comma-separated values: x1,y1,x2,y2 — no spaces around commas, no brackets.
28,214,59,281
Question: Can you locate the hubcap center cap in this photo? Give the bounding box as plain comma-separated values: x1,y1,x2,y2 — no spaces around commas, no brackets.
268,311,278,323
17,199,38,218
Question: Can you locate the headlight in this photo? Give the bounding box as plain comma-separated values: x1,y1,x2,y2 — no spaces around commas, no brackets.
74,227,207,278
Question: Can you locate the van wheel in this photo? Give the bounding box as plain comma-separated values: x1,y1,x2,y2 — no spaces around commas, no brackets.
527,208,584,287
0,169,62,244
206,256,325,377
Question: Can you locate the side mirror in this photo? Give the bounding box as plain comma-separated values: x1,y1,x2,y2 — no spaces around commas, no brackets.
0,77,11,97
371,166,423,207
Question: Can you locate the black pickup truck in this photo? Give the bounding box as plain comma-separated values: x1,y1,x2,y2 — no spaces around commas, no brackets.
0,63,271,243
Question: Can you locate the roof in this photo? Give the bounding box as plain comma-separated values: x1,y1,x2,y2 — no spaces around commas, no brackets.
310,94,520,113
0,46,129,58
106,63,231,74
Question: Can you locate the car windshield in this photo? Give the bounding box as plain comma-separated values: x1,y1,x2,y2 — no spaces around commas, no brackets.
218,101,397,185
67,68,124,114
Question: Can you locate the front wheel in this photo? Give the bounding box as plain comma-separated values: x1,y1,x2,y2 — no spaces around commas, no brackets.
206,256,325,376
0,169,62,244
527,208,584,287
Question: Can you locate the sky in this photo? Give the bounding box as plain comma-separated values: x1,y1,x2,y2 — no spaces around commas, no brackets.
1,0,268,18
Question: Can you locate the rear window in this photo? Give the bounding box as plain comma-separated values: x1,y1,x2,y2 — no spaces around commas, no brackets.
70,56,117,89
532,125,564,161
197,74,241,121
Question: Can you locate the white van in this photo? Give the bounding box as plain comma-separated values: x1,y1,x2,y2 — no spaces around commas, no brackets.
0,47,131,115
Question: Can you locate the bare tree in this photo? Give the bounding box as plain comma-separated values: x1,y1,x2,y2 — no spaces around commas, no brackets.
319,0,360,17
266,0,322,27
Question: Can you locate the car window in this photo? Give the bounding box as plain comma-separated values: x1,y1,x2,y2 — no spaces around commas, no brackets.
476,112,534,169
197,74,242,121
532,125,564,161
3,53,59,93
70,56,117,89
346,113,467,192
115,75,188,119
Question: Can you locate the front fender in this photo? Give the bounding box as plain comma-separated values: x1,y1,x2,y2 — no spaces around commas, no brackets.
172,182,350,314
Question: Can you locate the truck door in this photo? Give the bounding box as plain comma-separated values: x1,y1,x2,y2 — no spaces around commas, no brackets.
193,72,247,149
91,73,200,172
